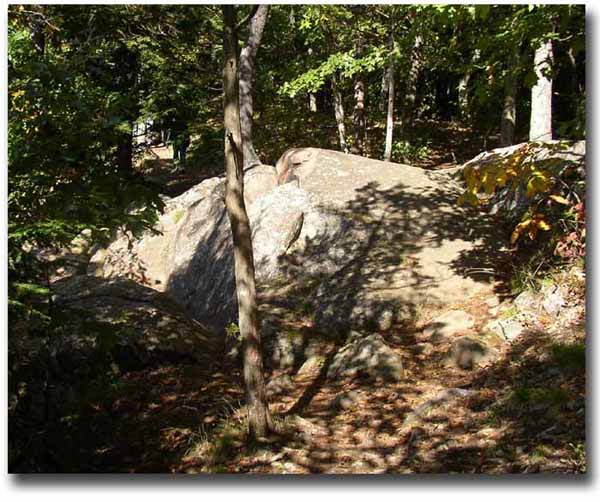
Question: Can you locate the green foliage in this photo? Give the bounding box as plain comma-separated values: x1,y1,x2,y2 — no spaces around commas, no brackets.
392,140,431,163
551,343,585,372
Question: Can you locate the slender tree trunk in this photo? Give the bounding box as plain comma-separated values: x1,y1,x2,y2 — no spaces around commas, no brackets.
529,38,553,141
380,66,389,113
307,48,318,112
400,34,423,133
117,129,133,172
351,37,366,155
383,26,395,162
332,74,348,153
500,53,518,147
239,5,269,170
458,71,471,122
222,5,271,440
309,93,317,112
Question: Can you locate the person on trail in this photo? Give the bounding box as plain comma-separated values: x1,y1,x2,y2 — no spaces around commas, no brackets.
171,119,190,168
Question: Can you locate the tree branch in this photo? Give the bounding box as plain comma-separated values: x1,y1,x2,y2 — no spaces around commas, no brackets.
236,5,260,32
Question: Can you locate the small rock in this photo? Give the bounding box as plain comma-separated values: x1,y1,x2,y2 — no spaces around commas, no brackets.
448,336,498,370
377,309,395,331
296,354,326,377
331,390,359,411
486,318,525,342
327,332,404,382
484,296,500,308
514,290,540,313
542,286,566,316
416,342,435,356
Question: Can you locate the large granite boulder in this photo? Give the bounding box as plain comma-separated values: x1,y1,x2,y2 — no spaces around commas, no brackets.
8,275,219,440
89,169,346,332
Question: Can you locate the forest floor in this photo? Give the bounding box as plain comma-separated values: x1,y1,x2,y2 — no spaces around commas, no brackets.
14,120,585,474
53,281,584,474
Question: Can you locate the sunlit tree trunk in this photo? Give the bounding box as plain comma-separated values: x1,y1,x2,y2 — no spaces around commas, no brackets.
307,48,318,112
383,26,395,162
351,36,365,155
239,5,269,170
529,38,553,141
458,71,471,122
222,4,272,440
400,34,423,132
380,66,389,113
332,73,348,153
501,53,518,147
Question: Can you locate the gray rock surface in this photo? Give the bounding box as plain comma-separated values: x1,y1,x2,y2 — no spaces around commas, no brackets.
91,147,512,333
327,331,404,382
52,275,219,369
447,336,499,370
421,310,475,342
486,318,525,342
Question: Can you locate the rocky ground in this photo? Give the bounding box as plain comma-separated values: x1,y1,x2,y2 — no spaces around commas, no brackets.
8,145,586,474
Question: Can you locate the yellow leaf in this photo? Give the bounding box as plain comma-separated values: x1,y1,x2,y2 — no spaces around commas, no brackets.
511,218,532,244
549,194,570,205
536,219,551,231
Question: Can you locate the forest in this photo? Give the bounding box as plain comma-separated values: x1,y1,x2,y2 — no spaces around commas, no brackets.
7,4,586,474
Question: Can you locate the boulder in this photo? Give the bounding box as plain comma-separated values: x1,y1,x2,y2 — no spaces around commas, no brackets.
51,275,219,369
274,148,506,332
327,331,404,382
90,173,346,332
243,164,278,207
8,275,219,437
248,183,347,281
88,176,224,291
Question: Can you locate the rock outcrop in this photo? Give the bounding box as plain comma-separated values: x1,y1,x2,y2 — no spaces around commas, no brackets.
90,147,514,333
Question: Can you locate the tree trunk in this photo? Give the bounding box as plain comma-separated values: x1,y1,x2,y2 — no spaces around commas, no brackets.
117,129,133,172
332,74,348,153
380,66,389,113
239,5,269,170
529,38,553,141
222,5,271,440
383,27,395,162
458,71,471,122
400,34,423,132
500,54,518,147
351,37,366,155
309,93,317,112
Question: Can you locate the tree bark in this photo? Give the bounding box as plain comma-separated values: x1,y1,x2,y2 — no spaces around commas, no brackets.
500,53,518,147
117,129,133,173
458,71,471,122
222,5,271,440
383,26,395,162
307,48,318,112
351,36,366,155
380,66,389,113
400,34,423,132
529,38,553,141
332,73,348,153
239,5,269,170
